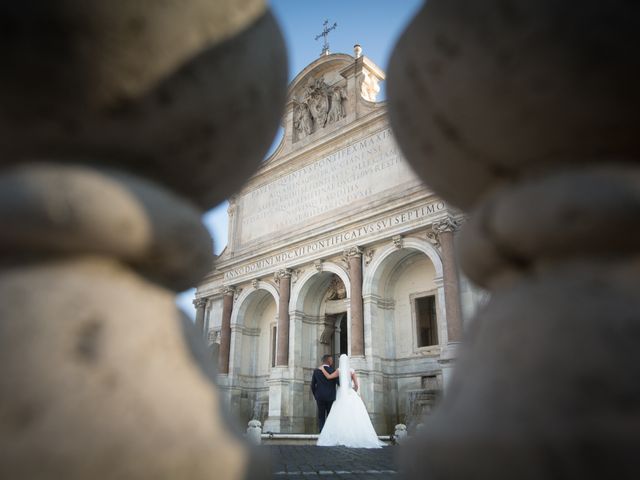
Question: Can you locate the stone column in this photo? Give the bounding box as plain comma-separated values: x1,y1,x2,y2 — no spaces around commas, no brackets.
433,217,463,343
346,247,365,357
218,287,235,375
276,269,292,366
193,297,208,336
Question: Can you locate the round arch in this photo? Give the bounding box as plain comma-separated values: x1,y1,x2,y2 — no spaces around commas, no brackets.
290,261,350,313
230,281,279,327
363,237,443,297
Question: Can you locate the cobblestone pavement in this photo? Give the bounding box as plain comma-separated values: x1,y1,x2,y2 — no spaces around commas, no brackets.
263,445,399,479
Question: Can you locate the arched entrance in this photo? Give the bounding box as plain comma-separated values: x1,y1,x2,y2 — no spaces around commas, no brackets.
362,238,446,433
226,286,278,427
284,263,350,432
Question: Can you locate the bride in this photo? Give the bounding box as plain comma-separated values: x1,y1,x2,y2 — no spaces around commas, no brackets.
317,354,384,448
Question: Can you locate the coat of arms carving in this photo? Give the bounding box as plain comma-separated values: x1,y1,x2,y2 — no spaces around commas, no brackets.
294,78,347,140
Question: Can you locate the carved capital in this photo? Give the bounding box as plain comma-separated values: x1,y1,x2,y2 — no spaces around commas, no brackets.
432,216,461,235
274,268,292,284
277,268,292,279
221,286,236,297
344,246,364,258
193,297,208,309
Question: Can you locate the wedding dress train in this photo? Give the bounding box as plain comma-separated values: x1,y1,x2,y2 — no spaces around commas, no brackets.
317,354,384,448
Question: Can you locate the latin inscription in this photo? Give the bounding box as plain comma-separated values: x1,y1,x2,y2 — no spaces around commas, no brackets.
237,128,420,245
224,200,445,281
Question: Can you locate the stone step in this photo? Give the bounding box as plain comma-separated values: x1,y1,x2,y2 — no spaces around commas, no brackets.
260,433,394,446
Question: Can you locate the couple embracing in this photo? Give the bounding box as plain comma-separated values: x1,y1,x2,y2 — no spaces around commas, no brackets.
311,354,384,448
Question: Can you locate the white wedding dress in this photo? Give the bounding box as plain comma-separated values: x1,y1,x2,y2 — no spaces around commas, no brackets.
317,354,385,448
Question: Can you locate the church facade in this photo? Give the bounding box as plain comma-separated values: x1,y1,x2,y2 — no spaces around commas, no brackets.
194,51,483,434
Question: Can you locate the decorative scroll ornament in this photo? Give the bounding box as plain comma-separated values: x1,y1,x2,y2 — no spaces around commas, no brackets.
364,248,375,266
426,230,441,249
290,269,302,285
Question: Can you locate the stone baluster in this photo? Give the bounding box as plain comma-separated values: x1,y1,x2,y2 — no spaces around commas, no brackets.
394,424,408,445
388,1,640,478
246,420,262,445
275,269,292,366
432,217,463,343
346,246,365,357
218,287,235,375
0,1,287,478
193,297,208,336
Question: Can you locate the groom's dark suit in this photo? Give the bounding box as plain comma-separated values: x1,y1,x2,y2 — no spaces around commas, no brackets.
311,364,337,432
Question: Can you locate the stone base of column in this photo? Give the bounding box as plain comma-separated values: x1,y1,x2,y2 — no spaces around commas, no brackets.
264,367,294,433
262,416,306,434
213,374,234,412
438,342,461,393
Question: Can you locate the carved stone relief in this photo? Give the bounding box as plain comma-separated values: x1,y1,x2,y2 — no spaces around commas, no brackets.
294,78,347,140
326,274,347,300
364,248,375,266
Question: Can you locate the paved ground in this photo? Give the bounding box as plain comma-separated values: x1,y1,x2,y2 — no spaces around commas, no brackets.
263,445,399,479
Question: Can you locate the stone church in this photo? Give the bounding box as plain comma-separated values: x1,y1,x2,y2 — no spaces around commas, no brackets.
194,49,483,434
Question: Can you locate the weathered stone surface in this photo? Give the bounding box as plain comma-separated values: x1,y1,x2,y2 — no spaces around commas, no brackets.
402,263,640,480
459,165,640,289
0,1,287,209
0,258,247,479
387,1,640,479
0,164,212,290
0,1,288,478
388,0,640,210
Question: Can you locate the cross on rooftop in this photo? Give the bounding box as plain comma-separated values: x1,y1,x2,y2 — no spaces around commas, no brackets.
315,19,338,56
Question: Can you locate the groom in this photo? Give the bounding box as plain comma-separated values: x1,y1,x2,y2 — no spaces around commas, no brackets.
311,354,337,432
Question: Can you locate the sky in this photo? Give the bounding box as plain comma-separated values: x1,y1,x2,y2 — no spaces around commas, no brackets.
177,0,423,317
